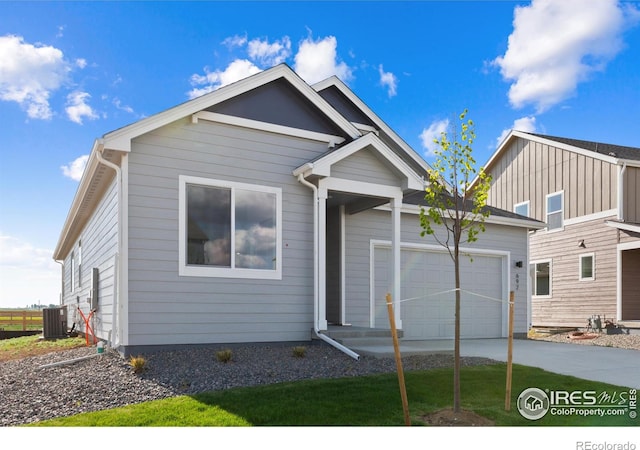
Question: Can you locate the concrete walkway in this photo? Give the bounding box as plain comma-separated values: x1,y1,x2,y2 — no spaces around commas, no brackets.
346,338,640,389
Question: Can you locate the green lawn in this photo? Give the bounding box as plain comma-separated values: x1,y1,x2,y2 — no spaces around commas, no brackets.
30,363,637,427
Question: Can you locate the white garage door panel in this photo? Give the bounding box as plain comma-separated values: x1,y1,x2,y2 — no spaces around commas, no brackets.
374,246,504,340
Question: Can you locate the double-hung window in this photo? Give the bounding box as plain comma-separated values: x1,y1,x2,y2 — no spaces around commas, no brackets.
546,191,563,230
179,176,282,279
514,201,530,218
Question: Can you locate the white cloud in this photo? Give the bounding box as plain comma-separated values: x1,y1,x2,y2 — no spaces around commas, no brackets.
247,36,291,67
0,234,60,308
61,154,89,181
495,116,538,149
419,119,449,157
222,34,248,49
0,34,70,119
493,0,638,112
294,35,353,85
65,91,98,124
75,58,87,69
188,59,262,99
378,65,397,98
113,97,134,114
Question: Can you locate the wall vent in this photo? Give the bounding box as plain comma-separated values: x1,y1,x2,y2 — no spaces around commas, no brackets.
43,307,67,339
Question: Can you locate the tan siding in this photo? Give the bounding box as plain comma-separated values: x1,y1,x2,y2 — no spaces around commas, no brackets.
624,167,640,223
594,159,602,212
530,216,618,327
487,137,618,223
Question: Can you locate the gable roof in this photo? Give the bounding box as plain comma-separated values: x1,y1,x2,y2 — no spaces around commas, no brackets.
526,132,640,162
293,132,425,191
54,64,432,260
402,190,545,229
103,64,362,153
313,76,431,177
488,130,640,170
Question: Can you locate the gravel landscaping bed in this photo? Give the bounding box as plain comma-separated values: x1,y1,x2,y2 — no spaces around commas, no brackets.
529,331,640,350
0,342,495,427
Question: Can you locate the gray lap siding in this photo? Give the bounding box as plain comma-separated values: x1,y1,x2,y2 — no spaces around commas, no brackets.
126,119,322,346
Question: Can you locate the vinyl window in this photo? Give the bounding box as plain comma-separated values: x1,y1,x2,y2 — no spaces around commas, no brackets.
532,260,551,297
179,175,282,279
579,253,595,281
514,201,530,218
546,191,563,230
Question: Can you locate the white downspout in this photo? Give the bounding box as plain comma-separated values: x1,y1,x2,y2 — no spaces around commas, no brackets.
95,144,121,351
297,174,360,360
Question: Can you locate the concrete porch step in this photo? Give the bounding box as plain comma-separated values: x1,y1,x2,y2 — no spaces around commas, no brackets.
321,326,403,340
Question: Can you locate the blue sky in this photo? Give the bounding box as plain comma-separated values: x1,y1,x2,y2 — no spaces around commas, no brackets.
1,0,639,308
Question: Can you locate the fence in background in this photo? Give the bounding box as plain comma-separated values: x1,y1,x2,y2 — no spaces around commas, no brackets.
0,310,43,331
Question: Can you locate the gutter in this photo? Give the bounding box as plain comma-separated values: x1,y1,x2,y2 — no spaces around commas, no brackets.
296,174,360,360
95,143,121,351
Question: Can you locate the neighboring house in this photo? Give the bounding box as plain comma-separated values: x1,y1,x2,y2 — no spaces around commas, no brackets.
480,131,640,329
53,64,542,357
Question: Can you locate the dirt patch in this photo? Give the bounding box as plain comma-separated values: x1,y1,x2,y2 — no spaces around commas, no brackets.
421,408,495,426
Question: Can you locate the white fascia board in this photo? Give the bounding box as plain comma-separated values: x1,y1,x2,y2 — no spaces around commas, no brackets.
53,139,104,260
605,220,640,233
312,76,431,175
193,111,346,146
103,64,361,152
375,203,546,230
309,133,424,190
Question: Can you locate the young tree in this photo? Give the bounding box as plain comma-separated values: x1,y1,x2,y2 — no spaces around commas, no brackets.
418,109,491,413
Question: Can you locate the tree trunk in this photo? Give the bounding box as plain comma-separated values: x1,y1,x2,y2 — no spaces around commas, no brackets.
453,246,461,413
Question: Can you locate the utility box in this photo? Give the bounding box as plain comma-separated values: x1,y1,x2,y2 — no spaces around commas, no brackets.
43,307,67,339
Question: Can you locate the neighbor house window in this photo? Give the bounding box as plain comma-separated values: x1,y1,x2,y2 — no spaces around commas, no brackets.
579,253,595,281
546,191,563,230
532,260,551,296
179,175,282,279
514,201,530,218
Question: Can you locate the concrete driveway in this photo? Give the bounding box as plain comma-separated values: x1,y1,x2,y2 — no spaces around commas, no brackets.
347,338,640,389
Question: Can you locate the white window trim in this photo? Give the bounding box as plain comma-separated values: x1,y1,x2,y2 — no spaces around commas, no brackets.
514,200,530,218
532,259,552,298
178,175,282,279
579,253,595,281
545,190,564,232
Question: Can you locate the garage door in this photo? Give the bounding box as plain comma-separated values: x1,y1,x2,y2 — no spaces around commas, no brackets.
374,246,505,339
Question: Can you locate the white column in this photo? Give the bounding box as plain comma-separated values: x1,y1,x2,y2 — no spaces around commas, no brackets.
391,196,402,328
317,187,328,330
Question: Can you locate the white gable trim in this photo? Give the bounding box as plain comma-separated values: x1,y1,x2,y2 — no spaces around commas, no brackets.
192,111,346,146
313,76,431,175
103,64,361,152
293,133,424,191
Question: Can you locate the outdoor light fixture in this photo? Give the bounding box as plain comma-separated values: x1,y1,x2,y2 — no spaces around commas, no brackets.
515,261,523,268
578,240,586,248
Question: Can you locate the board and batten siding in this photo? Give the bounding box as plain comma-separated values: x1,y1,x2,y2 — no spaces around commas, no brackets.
125,118,329,346
623,166,640,223
61,176,119,340
488,137,617,220
529,216,618,327
343,208,530,334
